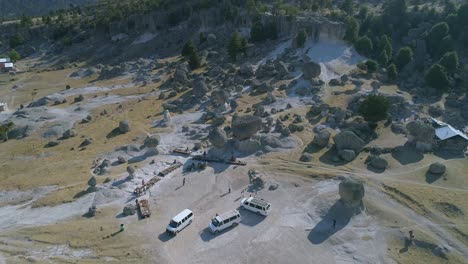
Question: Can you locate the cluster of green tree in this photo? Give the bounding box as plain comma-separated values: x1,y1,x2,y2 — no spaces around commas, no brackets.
342,0,466,93
298,0,332,12
227,32,248,61
181,40,201,70
250,20,278,42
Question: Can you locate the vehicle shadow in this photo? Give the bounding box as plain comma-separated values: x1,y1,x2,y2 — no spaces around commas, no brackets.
308,200,352,244
199,226,237,242
239,208,266,227
158,231,174,242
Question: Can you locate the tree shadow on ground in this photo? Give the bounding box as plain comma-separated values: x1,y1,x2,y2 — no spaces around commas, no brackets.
308,200,352,244
239,207,266,227
318,147,350,166
391,146,424,165
106,128,122,139
425,171,443,184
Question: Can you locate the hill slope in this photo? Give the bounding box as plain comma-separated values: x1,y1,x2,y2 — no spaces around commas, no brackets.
0,0,97,18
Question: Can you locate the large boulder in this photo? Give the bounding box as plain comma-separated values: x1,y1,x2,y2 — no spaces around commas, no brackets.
338,149,356,162
234,138,262,153
232,115,262,140
192,77,209,97
144,134,160,148
406,120,435,143
62,129,77,139
302,61,321,80
239,63,254,77
208,127,228,148
174,68,188,83
333,130,366,153
367,155,388,170
211,89,229,106
312,130,331,148
339,178,365,210
87,176,97,192
119,120,131,133
123,204,136,216
429,162,446,174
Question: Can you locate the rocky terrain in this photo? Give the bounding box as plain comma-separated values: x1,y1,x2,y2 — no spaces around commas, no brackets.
0,1,467,264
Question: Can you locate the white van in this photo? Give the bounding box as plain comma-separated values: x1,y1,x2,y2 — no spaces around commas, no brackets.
240,197,271,216
209,210,241,234
166,209,193,235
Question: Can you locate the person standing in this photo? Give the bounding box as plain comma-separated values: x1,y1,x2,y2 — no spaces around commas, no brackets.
332,219,337,230
228,185,231,193
183,178,186,186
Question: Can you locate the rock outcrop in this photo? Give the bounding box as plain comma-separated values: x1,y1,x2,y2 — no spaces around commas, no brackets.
339,178,365,211
312,130,331,148
429,162,446,174
333,131,366,154
301,61,321,80
144,134,160,148
406,120,435,151
208,127,228,148
192,77,209,97
232,115,262,140
119,120,131,133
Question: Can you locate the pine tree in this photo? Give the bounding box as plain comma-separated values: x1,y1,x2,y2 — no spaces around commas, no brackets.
296,29,307,48
227,32,243,61
426,64,449,92
378,50,389,66
387,64,398,80
189,51,201,70
182,40,196,58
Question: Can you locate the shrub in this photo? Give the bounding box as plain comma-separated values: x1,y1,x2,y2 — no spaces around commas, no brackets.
355,36,373,56
366,60,378,73
425,64,449,92
296,29,307,48
359,95,390,122
439,51,458,75
9,50,20,61
396,47,413,70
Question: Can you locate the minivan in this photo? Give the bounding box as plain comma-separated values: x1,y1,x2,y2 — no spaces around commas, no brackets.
166,209,193,235
240,197,271,216
209,210,241,234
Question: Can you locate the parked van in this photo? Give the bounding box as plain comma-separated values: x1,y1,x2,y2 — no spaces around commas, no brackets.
209,210,241,234
166,209,193,235
240,197,271,216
